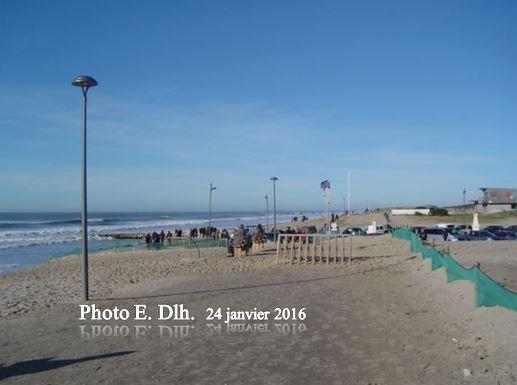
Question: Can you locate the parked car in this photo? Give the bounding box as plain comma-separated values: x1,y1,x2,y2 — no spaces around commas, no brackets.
421,228,442,241
494,230,517,240
411,226,426,235
298,225,318,234
366,224,387,235
435,223,454,230
343,227,365,236
447,229,467,241
483,225,505,233
505,228,517,237
466,230,502,241
421,228,466,241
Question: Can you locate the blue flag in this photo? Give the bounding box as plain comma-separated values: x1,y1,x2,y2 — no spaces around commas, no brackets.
320,180,330,190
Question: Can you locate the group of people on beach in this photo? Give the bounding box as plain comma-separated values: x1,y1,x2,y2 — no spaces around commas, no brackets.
291,215,309,222
188,227,222,239
144,230,182,245
144,228,231,244
143,225,248,248
227,224,266,257
145,231,166,245
142,223,268,255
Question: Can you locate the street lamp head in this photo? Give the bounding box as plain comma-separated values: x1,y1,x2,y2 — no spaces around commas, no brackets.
270,177,278,182
211,186,216,191
71,75,98,88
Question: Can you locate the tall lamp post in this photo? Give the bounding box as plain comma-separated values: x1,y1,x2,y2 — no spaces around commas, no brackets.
72,75,98,301
270,177,278,242
264,193,269,232
207,182,216,238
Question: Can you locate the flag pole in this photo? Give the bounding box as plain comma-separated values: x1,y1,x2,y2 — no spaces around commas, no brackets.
323,190,326,227
320,179,332,234
327,190,330,234
327,178,331,263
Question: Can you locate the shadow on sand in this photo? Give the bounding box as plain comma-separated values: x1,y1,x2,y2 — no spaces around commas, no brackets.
103,255,415,302
0,351,135,381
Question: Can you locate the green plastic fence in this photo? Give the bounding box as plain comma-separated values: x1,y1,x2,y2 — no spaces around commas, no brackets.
48,238,229,261
392,228,517,311
145,238,229,250
48,239,144,260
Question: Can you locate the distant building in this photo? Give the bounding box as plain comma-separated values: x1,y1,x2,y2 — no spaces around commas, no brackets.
476,187,517,213
446,187,517,214
479,187,517,205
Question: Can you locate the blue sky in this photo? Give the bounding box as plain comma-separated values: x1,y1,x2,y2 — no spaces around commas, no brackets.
0,0,516,212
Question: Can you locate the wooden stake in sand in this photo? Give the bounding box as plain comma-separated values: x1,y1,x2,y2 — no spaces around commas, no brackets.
276,234,350,265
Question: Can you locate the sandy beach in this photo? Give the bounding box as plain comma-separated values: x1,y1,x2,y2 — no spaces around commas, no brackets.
0,232,409,319
3,0,517,382
1,230,516,384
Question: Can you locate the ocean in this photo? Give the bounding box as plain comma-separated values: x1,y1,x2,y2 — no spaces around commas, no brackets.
0,211,320,273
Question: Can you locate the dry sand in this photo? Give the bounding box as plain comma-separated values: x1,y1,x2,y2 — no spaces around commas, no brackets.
1,235,409,320
285,212,517,293
440,240,517,292
1,246,259,319
1,232,516,384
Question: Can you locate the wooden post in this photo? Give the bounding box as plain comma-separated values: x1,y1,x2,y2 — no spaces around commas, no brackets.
281,235,285,264
298,236,302,265
335,237,339,264
296,235,302,265
299,236,303,265
282,235,289,264
311,236,317,265
342,236,344,263
342,236,345,264
343,236,346,263
278,235,282,264
276,235,280,264
290,235,294,265
294,235,298,265
326,231,330,265
320,235,325,263
305,236,309,265
331,236,334,264
319,235,322,264
349,235,353,263
301,236,304,264
283,235,287,264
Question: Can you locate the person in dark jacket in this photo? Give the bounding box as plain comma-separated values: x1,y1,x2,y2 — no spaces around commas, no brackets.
252,224,265,242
